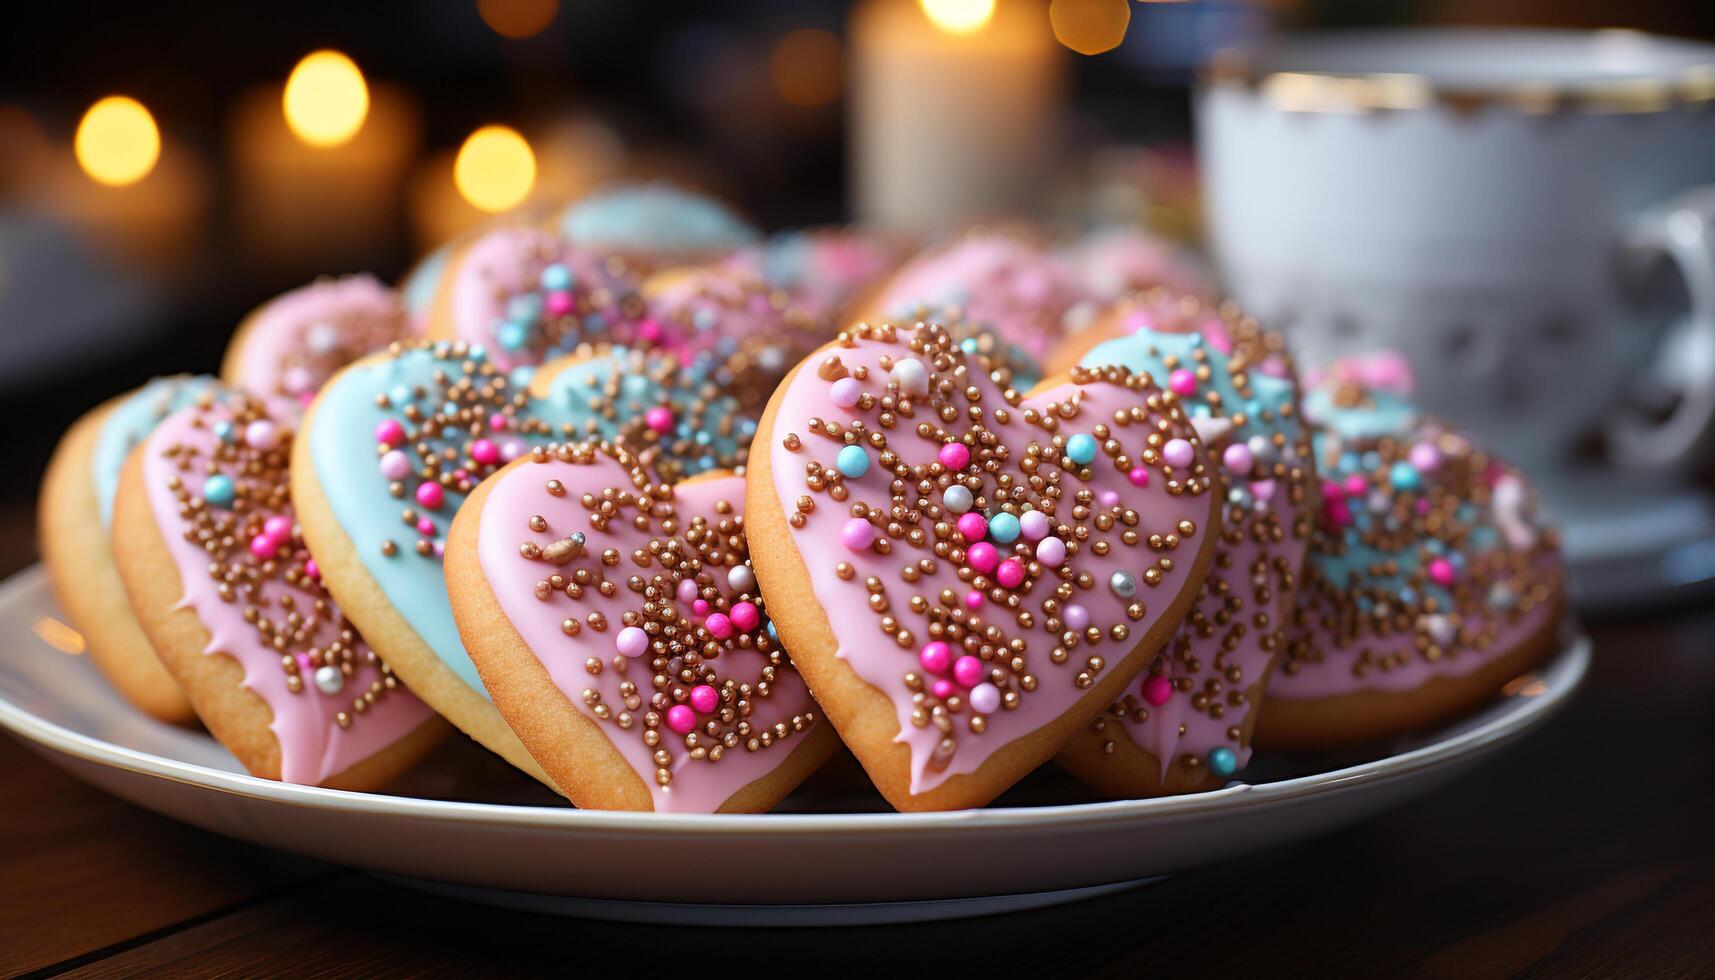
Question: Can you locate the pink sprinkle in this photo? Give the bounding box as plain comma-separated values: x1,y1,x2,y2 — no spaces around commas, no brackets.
729,601,761,632
1415,498,1432,515
1128,466,1150,487
952,655,984,688
501,440,525,462
304,559,320,580
840,518,876,552
249,534,277,560
919,641,952,674
969,682,1001,714
616,626,649,658
263,515,293,542
1321,478,1345,501
938,442,971,471
1324,499,1352,529
996,558,1026,589
1250,479,1277,501
432,541,444,557
1409,443,1441,472
544,290,574,317
1222,443,1254,474
1142,675,1173,706
471,439,501,466
417,518,436,536
693,599,711,616
1163,438,1194,468
638,318,665,343
295,652,314,673
689,685,719,713
1343,474,1367,498
245,420,281,451
379,449,411,481
1019,510,1050,540
453,469,470,483
964,590,984,609
1063,604,1089,631
1098,490,1120,507
1428,558,1456,587
955,512,988,542
644,406,675,434
967,542,999,575
704,613,734,640
829,377,862,408
375,419,405,447
415,482,445,510
1168,369,1198,397
932,679,957,700
488,414,508,432
1260,354,1289,378
678,579,700,604
666,705,697,734
1035,536,1066,566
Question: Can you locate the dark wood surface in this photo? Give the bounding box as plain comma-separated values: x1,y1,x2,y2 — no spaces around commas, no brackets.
3,530,1711,979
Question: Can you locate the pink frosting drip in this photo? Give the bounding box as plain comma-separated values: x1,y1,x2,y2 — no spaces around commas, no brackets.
141,402,435,784
876,236,1093,359
229,275,408,404
475,457,822,812
766,327,1216,795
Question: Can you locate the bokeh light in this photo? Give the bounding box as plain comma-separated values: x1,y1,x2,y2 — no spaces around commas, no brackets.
769,29,845,108
1050,0,1131,56
919,0,996,35
477,0,559,39
283,50,370,147
454,125,536,212
74,96,160,187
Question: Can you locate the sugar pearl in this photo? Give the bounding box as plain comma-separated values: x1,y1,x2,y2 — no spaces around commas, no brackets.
666,705,697,734
919,641,952,674
1063,603,1089,631
829,377,862,408
1163,438,1194,468
1221,443,1253,474
891,357,929,395
1110,571,1137,597
967,542,999,574
729,601,761,633
969,682,1001,714
1019,509,1050,541
1142,674,1173,706
705,613,734,640
616,626,649,658
1066,433,1098,465
938,442,971,470
840,518,876,552
726,565,755,593
942,485,974,514
416,482,446,510
313,665,344,695
244,420,281,451
836,444,870,478
379,450,411,480
1035,536,1066,566
689,685,719,714
952,655,984,688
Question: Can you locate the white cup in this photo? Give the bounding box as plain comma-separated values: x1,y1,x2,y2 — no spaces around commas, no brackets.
1198,28,1715,470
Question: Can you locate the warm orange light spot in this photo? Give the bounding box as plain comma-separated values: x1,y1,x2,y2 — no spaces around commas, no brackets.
769,29,846,108
283,50,370,147
1050,0,1130,56
75,96,160,187
477,0,559,39
919,0,995,35
455,125,536,212
33,617,85,655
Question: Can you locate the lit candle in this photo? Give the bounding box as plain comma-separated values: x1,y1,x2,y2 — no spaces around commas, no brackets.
228,52,419,273
851,0,1066,233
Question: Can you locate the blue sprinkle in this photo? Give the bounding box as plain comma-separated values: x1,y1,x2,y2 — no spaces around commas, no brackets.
507,293,543,324
213,421,236,443
1339,452,1361,473
987,512,1021,544
497,321,530,351
1208,747,1238,777
836,445,870,478
390,385,414,405
539,263,573,292
202,474,236,508
960,338,981,355
509,366,536,389
583,312,606,333
1389,461,1421,490
1066,433,1098,465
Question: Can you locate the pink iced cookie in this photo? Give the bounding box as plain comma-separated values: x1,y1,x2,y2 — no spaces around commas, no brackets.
1058,304,1316,795
869,233,1096,361
448,443,838,811
721,227,911,320
644,266,834,406
222,275,410,407
112,393,445,787
426,225,648,374
1064,228,1215,303
1259,372,1566,749
748,322,1220,811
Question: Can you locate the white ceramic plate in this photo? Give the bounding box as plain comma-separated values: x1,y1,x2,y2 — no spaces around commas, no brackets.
0,565,1588,925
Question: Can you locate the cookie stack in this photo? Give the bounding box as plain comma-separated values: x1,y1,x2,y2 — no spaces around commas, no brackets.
40,184,1564,812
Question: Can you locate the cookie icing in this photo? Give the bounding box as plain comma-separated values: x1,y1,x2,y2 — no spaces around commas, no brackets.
401,241,453,328
875,234,1094,361
723,228,904,316
763,323,1217,794
559,183,759,259
441,226,648,373
92,375,231,529
1064,228,1214,302
1273,374,1563,699
228,275,409,405
644,267,833,408
139,394,434,783
1073,302,1313,780
473,444,821,811
306,342,752,696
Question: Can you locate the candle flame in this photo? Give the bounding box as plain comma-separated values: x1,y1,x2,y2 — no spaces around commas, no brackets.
284,50,370,148
74,96,160,187
919,0,995,35
455,125,536,212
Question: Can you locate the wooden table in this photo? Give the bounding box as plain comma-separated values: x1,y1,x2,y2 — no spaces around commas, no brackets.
4,538,1711,978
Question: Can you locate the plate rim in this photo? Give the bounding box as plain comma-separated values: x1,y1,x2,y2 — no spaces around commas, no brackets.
0,564,1589,835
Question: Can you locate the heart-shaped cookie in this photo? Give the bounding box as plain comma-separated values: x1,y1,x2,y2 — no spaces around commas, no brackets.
112,391,445,787
1054,298,1316,795
294,340,752,783
748,321,1221,810
222,274,411,407
556,182,759,271
447,442,838,811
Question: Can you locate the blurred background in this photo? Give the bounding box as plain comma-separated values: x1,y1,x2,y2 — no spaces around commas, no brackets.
5,0,1715,568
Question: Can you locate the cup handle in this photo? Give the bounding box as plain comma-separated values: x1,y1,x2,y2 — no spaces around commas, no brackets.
1606,186,1715,471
